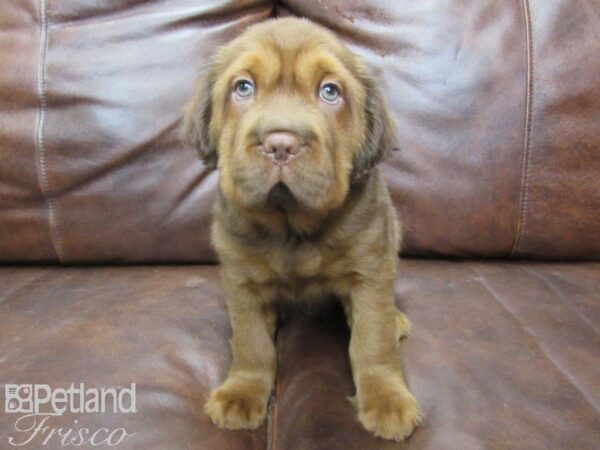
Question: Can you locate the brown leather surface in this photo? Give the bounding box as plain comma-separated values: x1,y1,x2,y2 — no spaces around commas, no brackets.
1,260,599,449
278,0,600,259
0,0,273,263
0,1,57,261
1,0,598,262
273,259,600,449
510,1,600,259
0,265,266,449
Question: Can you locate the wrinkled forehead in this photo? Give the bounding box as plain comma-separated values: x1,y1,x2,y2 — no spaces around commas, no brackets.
215,29,360,92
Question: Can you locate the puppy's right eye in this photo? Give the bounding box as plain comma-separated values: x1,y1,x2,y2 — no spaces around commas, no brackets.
233,79,255,99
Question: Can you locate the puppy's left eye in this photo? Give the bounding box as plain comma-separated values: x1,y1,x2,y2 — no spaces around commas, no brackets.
233,79,255,99
319,83,341,104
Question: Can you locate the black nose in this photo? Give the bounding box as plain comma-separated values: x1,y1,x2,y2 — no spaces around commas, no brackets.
262,132,301,164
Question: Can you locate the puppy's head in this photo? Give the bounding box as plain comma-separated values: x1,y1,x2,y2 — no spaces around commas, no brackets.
183,18,397,214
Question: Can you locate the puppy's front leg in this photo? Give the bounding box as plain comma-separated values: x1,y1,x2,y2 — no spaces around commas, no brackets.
205,282,276,430
347,282,422,441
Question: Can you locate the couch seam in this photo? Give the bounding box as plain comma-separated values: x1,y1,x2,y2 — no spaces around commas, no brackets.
511,0,534,257
35,0,65,263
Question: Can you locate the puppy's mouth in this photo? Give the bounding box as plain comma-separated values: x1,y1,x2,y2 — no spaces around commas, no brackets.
266,182,298,210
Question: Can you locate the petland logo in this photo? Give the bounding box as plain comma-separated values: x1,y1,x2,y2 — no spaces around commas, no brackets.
4,383,137,447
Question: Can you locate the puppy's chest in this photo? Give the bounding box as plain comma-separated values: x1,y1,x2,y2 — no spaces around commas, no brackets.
250,241,351,299
269,243,326,279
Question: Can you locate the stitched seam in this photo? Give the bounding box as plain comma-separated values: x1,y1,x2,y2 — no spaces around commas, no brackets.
35,0,65,263
511,0,534,256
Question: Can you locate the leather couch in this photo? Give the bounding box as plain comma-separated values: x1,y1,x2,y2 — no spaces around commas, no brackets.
1,1,598,449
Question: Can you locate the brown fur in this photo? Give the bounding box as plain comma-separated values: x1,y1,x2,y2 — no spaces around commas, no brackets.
183,18,421,441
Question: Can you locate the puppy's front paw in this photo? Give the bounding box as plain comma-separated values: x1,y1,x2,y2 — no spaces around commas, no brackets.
357,377,422,442
205,374,271,430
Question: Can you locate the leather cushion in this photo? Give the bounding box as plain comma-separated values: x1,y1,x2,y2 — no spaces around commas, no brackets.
1,260,598,448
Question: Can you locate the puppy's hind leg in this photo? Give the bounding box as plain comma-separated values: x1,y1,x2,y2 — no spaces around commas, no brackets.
345,298,411,341
395,310,412,340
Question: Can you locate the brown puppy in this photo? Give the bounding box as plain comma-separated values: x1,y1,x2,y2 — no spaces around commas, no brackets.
183,18,421,442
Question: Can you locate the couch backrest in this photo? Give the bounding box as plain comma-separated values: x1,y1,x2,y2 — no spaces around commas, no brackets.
1,0,598,263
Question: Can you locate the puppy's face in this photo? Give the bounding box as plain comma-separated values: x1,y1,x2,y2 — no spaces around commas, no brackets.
183,18,396,215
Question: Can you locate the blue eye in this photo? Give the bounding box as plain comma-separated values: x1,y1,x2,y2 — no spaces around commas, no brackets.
234,79,254,98
319,83,341,103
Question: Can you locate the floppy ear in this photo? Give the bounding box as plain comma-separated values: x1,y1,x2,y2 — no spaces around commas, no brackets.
351,69,399,183
181,66,218,169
